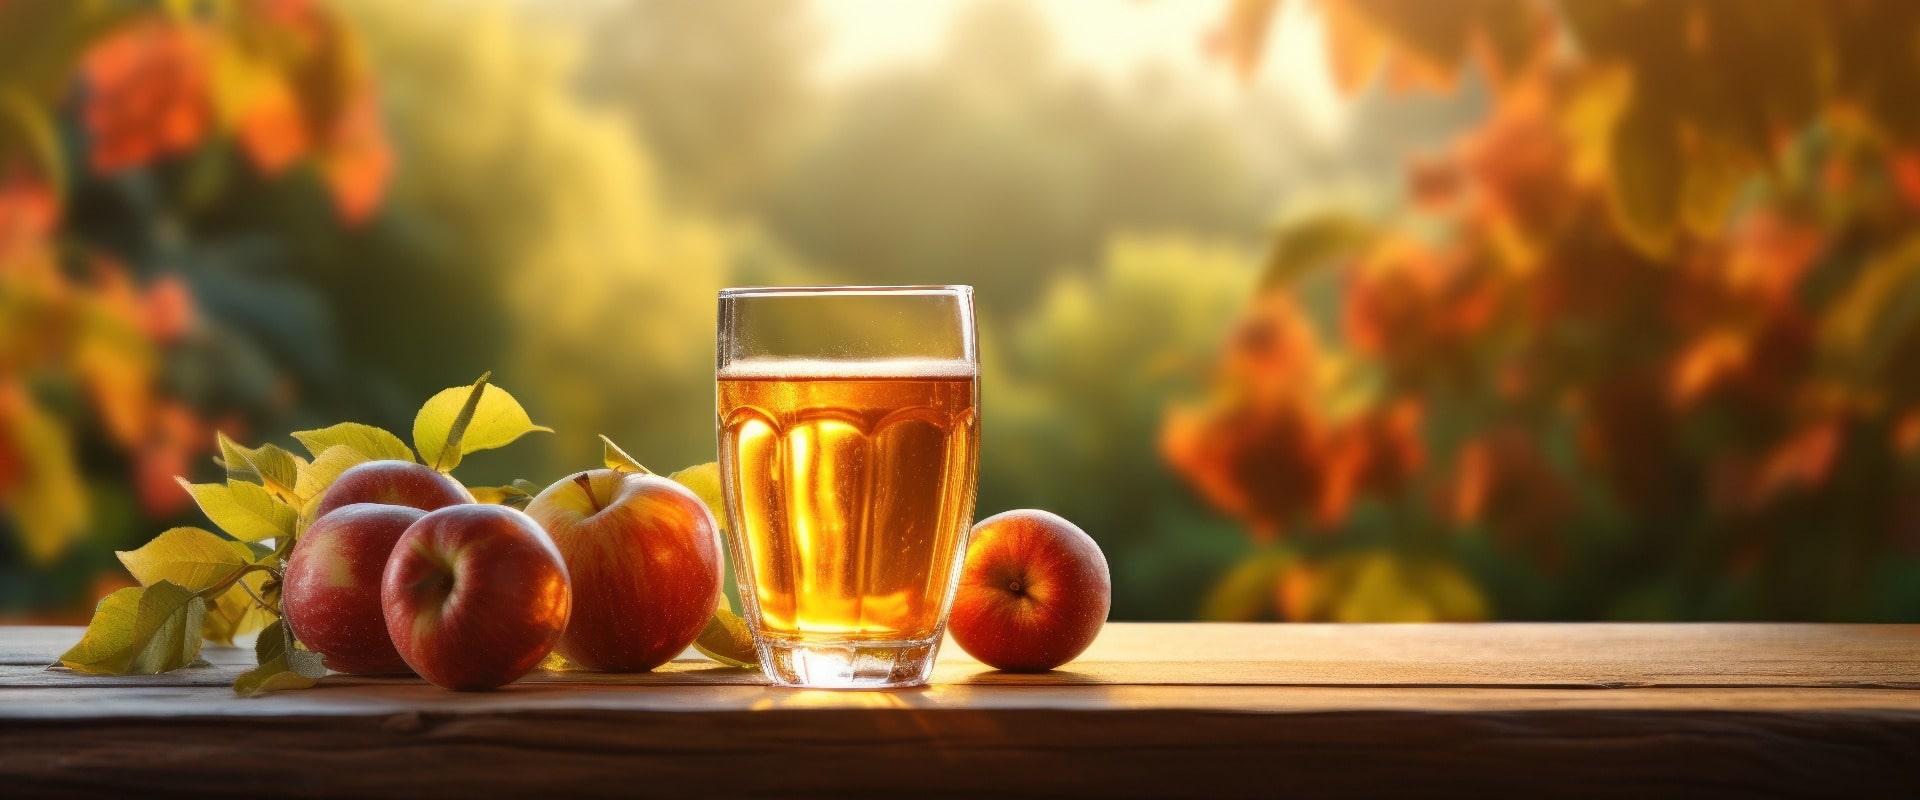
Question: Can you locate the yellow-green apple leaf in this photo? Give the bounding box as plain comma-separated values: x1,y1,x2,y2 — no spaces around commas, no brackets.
115,526,249,593
177,479,297,543
426,371,490,469
58,582,207,675
291,642,325,679
414,373,552,471
232,658,318,696
289,494,326,553
693,600,756,668
202,566,273,646
469,485,513,503
601,434,650,473
470,483,534,509
234,619,325,696
215,432,259,483
254,618,325,678
1,385,89,564
667,461,726,534
216,433,304,502
294,444,374,502
290,422,415,463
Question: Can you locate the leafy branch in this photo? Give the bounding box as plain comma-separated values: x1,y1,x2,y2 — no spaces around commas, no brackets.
57,373,550,694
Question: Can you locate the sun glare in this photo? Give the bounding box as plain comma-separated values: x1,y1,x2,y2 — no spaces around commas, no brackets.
811,0,1346,138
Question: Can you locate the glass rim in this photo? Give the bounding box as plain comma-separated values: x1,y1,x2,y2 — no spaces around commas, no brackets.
718,284,972,299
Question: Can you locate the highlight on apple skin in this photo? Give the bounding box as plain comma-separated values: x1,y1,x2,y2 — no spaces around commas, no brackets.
381,504,572,691
947,509,1111,672
282,503,427,675
525,469,724,672
312,459,475,519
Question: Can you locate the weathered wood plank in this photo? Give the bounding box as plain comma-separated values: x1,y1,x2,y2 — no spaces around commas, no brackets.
6,624,1919,797
2,703,1915,798
9,623,1920,691
4,682,1920,718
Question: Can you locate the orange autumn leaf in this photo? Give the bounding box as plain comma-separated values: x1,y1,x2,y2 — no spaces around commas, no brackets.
1318,0,1551,97
1893,154,1920,212
1455,74,1584,254
1895,409,1920,458
1668,331,1748,410
1443,427,1573,566
139,275,194,344
134,403,209,517
217,2,392,225
1343,243,1505,378
1273,558,1323,621
76,2,393,223
0,171,58,255
1162,400,1334,541
1716,213,1822,306
1757,422,1843,499
1406,154,1464,212
1201,0,1279,84
1355,399,1424,494
317,85,393,225
1710,422,1844,514
1186,0,1920,621
71,258,158,449
1450,439,1493,523
1164,292,1410,537
1321,0,1390,95
1665,310,1811,414
0,0,389,573
1314,425,1368,528
81,18,216,173
236,77,311,176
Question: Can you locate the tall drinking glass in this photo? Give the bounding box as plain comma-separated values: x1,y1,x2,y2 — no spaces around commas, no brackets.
716,286,980,689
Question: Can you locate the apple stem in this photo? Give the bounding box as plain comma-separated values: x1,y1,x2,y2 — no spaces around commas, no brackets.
1008,580,1024,595
574,472,603,512
409,566,455,601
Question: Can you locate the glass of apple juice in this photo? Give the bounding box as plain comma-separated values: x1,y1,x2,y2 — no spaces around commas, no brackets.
715,286,980,689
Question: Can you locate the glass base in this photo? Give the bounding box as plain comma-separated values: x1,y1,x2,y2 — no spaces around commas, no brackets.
756,635,940,689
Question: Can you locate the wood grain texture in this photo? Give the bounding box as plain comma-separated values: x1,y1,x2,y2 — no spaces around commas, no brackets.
3,623,1918,797
11,622,1920,689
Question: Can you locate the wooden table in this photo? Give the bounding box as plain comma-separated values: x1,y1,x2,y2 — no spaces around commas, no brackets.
3,623,1917,797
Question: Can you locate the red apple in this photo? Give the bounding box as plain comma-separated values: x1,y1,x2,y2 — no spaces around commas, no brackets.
382,504,571,690
312,459,473,518
524,469,723,672
283,503,426,675
947,509,1110,672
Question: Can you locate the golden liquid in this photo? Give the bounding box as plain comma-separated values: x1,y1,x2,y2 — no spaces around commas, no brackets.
719,360,978,642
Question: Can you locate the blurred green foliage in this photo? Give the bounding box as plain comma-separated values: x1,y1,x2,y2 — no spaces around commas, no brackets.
15,0,1915,626
757,0,1272,320
977,239,1260,619
7,0,1326,621
337,0,724,485
581,0,815,212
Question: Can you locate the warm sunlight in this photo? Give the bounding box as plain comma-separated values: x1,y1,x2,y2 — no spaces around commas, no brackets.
6,2,1920,795
815,0,1347,137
